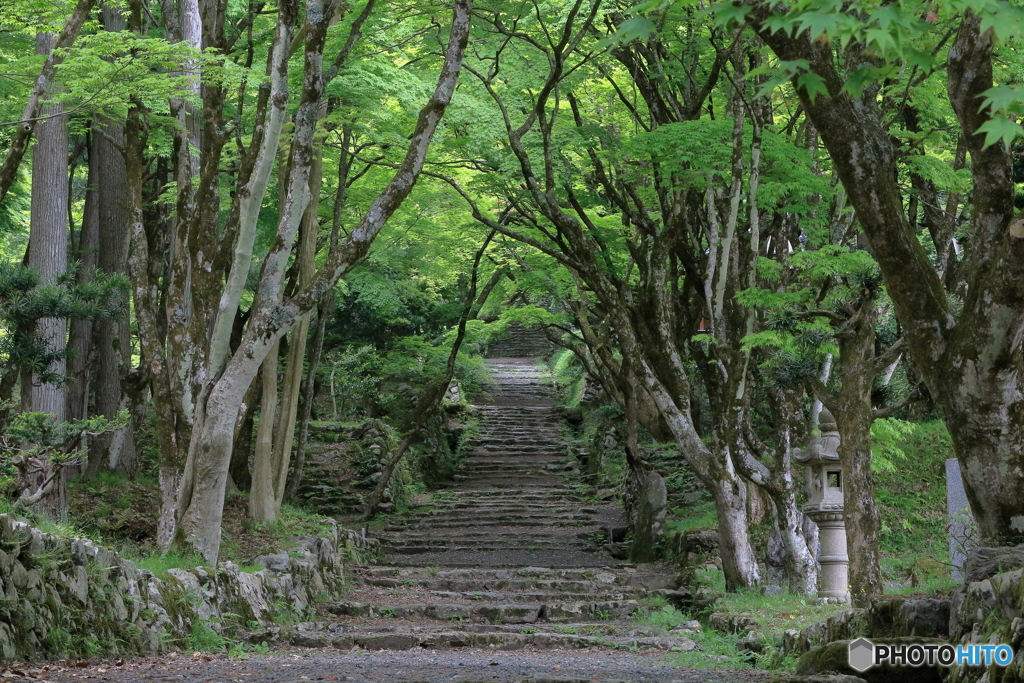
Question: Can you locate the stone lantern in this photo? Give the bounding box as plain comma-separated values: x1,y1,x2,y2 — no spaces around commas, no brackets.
794,407,850,604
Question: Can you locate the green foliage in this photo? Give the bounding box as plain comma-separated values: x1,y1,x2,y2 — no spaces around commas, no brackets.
870,417,916,473
185,619,226,653
874,420,954,567
0,411,130,510
0,263,128,385
549,348,586,407
637,604,691,632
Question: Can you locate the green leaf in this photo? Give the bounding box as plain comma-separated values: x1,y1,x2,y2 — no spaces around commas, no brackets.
976,116,1024,150
796,71,829,102
599,16,655,48
979,84,1024,116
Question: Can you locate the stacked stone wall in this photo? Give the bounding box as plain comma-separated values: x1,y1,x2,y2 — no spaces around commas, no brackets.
0,514,372,661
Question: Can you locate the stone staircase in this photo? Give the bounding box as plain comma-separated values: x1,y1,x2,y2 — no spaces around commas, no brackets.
486,324,554,359
306,357,692,653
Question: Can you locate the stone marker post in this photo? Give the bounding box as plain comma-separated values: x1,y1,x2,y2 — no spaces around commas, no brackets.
946,458,975,582
795,408,850,604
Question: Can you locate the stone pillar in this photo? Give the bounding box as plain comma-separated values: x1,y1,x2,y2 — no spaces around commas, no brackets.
812,511,849,603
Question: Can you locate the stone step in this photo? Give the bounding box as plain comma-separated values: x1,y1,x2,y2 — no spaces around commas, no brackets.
394,520,597,531
326,598,640,624
422,503,587,512
355,575,629,591
353,584,638,601
382,550,620,568
281,626,696,653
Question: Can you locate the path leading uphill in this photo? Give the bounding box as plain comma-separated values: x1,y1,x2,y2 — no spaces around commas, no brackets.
376,358,628,568
43,351,774,683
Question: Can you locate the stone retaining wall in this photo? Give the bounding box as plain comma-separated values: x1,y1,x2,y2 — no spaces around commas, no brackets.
0,514,374,661
781,596,950,657
945,564,1024,683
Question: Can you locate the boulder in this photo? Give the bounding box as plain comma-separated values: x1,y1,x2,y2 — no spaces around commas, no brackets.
894,599,949,638
709,611,757,634
796,639,944,683
964,545,1024,583
327,601,372,617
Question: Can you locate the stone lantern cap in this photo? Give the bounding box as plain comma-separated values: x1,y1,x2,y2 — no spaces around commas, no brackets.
793,407,840,466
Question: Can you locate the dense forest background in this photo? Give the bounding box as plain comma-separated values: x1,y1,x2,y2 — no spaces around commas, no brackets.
0,0,1022,612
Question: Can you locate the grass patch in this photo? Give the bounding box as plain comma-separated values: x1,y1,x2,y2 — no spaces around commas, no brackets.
665,501,717,536
664,628,750,670
132,551,207,579
714,587,847,636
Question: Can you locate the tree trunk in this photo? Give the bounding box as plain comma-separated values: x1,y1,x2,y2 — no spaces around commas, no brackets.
249,345,280,521
24,30,70,519
66,141,99,422
0,0,96,204
284,298,331,501
828,298,885,605
27,31,69,422
709,474,761,590
268,143,323,514
88,7,133,474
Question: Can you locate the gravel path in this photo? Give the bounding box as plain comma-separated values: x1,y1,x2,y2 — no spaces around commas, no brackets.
33,649,776,683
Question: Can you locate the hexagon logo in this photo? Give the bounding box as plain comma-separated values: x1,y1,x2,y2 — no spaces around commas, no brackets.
848,637,875,672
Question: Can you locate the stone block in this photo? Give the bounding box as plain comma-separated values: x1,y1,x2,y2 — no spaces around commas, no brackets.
528,633,595,649
894,599,950,637
355,634,418,650
424,603,472,620
291,632,330,648
328,601,371,616
389,603,426,617
544,603,585,621
475,604,541,624
470,632,528,649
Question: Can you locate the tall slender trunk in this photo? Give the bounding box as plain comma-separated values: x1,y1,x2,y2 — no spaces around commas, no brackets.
88,3,133,475
267,144,323,514
832,300,885,604
284,297,330,501
27,31,69,422
25,31,70,519
249,345,280,521
66,143,99,422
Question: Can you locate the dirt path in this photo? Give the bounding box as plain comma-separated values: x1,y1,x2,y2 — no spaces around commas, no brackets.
37,649,773,683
